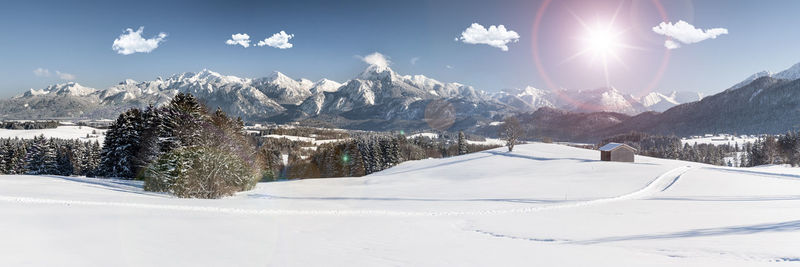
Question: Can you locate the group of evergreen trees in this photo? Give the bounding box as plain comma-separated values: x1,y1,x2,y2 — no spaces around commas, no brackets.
602,132,800,167
1,120,59,130
99,93,263,198
0,136,101,176
744,132,800,167
303,135,402,178
603,132,737,166
296,133,498,179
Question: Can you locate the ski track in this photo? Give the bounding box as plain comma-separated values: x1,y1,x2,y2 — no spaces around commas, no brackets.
0,166,693,217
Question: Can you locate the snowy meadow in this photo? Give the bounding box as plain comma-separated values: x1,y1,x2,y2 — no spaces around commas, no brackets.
1,143,799,266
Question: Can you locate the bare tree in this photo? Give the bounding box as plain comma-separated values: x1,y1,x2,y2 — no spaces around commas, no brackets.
500,117,524,152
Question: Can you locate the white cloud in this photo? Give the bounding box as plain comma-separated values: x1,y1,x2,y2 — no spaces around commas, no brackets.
33,68,75,80
652,20,728,49
225,33,251,48
33,68,51,77
446,65,453,69
360,52,390,69
257,31,294,49
457,23,520,51
112,27,167,55
410,57,420,65
56,71,75,80
664,40,680,49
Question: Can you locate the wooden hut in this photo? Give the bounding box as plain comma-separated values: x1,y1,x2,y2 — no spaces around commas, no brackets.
599,143,636,162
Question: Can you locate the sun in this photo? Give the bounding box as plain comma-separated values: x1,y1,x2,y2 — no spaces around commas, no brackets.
585,26,617,57
563,6,638,87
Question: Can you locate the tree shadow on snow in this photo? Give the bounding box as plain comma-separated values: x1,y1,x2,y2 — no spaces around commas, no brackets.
703,167,800,180
576,220,800,244
43,175,167,198
246,193,566,204
484,151,659,166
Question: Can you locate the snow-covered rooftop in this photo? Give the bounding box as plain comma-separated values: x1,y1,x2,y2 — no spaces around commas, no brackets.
599,142,635,151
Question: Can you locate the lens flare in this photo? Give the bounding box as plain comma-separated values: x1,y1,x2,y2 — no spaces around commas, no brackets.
562,3,640,88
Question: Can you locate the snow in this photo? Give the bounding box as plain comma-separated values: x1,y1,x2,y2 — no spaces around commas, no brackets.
599,142,628,151
466,137,505,146
407,132,439,139
0,126,106,143
1,143,799,266
681,134,757,146
262,134,346,145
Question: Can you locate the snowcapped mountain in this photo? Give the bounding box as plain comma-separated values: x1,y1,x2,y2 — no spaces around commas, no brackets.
730,62,800,90
252,71,314,105
673,91,704,103
309,79,342,94
635,91,703,112
1,65,512,130
554,87,646,114
19,82,98,98
492,86,702,114
637,92,679,112
310,64,496,120
494,86,648,115
493,86,555,110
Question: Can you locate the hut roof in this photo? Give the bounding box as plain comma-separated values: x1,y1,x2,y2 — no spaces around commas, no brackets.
599,143,637,152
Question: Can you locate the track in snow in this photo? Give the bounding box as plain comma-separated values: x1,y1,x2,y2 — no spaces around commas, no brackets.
0,166,693,217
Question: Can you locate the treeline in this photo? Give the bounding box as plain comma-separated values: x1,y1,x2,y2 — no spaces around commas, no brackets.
1,120,59,130
602,132,737,166
604,131,800,167
744,132,800,167
0,136,101,176
287,132,499,179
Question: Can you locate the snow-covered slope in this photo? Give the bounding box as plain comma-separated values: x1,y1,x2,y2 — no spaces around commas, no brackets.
0,126,106,144
2,143,798,266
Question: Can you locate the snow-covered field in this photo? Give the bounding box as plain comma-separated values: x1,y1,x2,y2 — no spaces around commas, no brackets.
407,132,505,146
1,143,799,266
0,126,106,144
262,134,345,145
681,134,758,146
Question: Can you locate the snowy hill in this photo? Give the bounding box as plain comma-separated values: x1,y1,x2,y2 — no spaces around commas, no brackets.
1,143,798,266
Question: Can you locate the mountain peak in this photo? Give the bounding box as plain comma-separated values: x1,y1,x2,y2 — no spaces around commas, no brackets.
358,64,395,80
310,78,343,93
119,79,138,85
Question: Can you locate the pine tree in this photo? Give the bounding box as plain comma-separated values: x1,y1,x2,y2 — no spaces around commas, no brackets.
346,141,366,177
457,131,468,155
162,92,205,152
100,108,143,178
55,142,74,176
0,140,7,174
25,135,46,174
135,105,166,176
11,142,27,174
86,141,101,176
70,140,86,175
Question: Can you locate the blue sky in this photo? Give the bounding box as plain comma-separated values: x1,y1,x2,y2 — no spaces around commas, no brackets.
1,0,799,98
